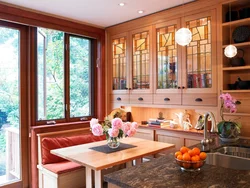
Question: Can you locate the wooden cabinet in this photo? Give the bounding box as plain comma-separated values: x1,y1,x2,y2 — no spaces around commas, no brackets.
110,26,153,107
109,10,218,110
134,127,154,141
154,10,218,107
154,129,203,155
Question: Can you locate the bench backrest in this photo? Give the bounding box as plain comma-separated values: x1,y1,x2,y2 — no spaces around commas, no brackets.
37,128,105,165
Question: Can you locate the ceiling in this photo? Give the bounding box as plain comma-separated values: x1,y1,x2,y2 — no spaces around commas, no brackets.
0,0,195,28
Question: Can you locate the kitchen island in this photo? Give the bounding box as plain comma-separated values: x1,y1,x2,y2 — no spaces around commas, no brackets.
104,140,250,188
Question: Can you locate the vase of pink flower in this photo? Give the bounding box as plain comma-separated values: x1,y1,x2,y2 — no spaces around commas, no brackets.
218,93,241,142
90,117,138,149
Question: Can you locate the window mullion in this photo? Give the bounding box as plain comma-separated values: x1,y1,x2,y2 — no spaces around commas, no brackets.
64,34,70,122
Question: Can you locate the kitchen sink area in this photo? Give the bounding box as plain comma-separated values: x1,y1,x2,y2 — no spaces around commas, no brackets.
205,144,250,170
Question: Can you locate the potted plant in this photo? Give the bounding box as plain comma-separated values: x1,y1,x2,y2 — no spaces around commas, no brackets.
217,93,241,142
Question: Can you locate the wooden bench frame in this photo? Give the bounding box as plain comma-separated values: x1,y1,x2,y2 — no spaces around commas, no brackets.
37,128,91,188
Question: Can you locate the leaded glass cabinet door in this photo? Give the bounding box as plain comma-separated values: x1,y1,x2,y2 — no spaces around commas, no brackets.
183,10,217,94
156,20,181,93
131,26,152,93
112,35,128,91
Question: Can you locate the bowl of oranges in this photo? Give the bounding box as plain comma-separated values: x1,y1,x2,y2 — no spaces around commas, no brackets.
175,146,207,172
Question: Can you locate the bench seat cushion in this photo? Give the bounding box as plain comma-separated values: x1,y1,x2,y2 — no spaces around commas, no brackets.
43,161,84,174
42,134,106,164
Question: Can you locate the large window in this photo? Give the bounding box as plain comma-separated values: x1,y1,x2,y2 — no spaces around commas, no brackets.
37,28,93,122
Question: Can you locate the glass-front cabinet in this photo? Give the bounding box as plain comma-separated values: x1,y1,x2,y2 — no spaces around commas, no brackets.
181,10,217,106
111,27,153,106
110,10,217,107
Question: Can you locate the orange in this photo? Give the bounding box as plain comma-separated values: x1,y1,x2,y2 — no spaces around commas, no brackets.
183,153,191,161
191,155,199,162
175,151,182,158
188,149,195,157
192,163,200,169
183,162,191,169
196,155,200,161
180,146,189,154
200,152,207,160
177,154,183,161
192,147,201,156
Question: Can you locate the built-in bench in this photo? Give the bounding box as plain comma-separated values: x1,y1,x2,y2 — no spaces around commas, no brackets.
37,128,122,188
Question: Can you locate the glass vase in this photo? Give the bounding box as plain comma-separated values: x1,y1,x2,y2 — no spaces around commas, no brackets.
107,137,120,149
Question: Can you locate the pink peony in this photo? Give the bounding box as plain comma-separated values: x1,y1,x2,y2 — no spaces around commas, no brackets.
131,122,138,129
108,128,119,137
92,124,103,136
127,127,137,137
112,118,123,130
122,122,131,135
90,118,99,128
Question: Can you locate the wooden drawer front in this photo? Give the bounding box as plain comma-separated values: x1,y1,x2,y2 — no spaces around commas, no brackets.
153,94,181,105
182,93,217,106
111,94,129,103
129,94,153,104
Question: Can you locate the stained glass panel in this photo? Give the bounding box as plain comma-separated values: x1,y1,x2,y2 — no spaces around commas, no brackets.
112,37,126,90
186,17,212,89
132,31,150,89
157,25,178,89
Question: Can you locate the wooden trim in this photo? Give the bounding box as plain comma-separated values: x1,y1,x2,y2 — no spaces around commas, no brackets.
0,2,104,38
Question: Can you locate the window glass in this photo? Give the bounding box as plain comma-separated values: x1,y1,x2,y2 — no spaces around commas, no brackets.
69,36,91,117
37,28,65,120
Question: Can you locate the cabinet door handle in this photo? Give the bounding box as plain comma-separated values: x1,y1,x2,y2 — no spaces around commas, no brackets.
182,86,185,89
117,97,121,101
235,100,241,105
164,98,170,101
178,86,181,89
138,97,143,101
195,98,203,102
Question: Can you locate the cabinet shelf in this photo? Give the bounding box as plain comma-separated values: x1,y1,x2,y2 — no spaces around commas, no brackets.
222,42,250,49
222,17,250,28
222,66,250,71
223,90,250,93
223,112,250,117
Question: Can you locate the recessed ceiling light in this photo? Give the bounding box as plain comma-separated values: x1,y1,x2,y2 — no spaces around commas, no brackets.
119,3,125,6
138,10,144,14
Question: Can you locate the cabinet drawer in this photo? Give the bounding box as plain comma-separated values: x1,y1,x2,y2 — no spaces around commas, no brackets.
153,94,181,105
111,94,129,103
129,94,153,104
182,93,217,106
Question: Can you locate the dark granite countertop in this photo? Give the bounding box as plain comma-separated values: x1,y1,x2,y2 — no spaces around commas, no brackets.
104,138,250,188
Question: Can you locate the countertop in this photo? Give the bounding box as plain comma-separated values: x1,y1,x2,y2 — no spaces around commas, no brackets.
104,138,250,188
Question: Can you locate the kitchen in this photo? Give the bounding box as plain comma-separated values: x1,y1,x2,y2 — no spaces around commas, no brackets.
0,0,250,187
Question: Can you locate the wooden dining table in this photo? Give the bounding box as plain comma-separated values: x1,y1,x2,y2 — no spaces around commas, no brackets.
51,137,175,188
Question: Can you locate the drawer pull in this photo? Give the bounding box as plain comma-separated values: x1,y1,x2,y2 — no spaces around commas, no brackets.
235,100,241,105
138,97,143,101
195,98,203,102
117,97,121,101
164,98,170,101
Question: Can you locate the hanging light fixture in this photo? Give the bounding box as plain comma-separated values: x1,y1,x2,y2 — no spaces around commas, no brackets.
176,28,192,46
176,0,192,46
224,3,237,58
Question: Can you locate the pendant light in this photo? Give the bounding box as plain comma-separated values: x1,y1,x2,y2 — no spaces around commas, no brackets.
176,0,192,46
224,3,237,58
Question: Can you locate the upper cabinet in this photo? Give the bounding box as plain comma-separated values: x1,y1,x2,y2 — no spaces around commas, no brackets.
108,7,218,108
111,27,153,106
155,10,217,106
